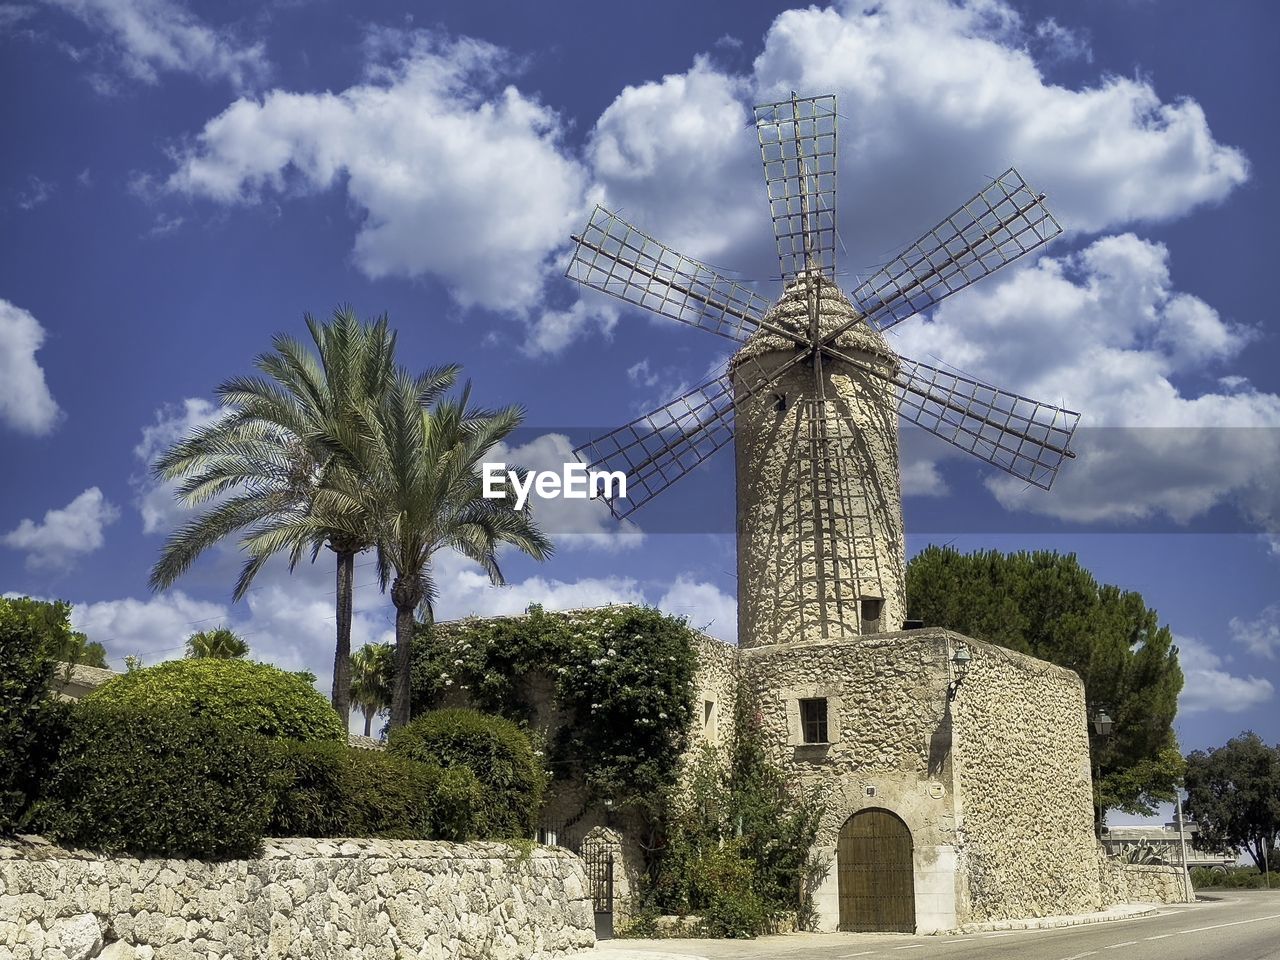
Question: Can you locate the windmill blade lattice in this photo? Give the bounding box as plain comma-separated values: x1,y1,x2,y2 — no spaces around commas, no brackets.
842,168,1062,335
893,355,1079,489
567,207,774,344
573,374,737,519
755,94,838,280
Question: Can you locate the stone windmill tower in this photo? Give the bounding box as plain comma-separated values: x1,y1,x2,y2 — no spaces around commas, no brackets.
567,94,1079,651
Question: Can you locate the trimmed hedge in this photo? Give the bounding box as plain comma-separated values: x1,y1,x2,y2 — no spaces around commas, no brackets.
267,741,481,841
86,658,343,742
33,701,274,859
388,708,543,838
0,597,75,834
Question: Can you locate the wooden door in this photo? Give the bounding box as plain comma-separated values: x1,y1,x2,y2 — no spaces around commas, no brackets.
837,808,916,932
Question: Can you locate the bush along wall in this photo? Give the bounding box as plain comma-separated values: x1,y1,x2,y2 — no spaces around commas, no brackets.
85,657,345,742
633,692,827,938
410,604,699,809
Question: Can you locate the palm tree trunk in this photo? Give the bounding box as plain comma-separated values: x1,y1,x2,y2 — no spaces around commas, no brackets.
331,548,355,723
390,595,417,729
363,710,373,738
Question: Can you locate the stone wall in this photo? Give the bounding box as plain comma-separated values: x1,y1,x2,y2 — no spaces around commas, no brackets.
1098,856,1189,906
951,635,1102,922
0,837,594,960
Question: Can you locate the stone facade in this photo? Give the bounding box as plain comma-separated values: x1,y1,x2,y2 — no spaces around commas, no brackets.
732,276,907,649
0,837,594,960
740,628,1105,932
1098,857,1190,906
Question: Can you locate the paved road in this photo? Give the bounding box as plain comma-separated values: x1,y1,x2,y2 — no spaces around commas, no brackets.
596,891,1280,960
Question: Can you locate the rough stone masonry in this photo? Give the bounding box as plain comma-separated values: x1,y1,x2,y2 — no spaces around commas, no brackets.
0,837,595,960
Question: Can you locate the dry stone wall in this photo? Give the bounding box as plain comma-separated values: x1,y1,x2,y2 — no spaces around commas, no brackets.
0,837,594,960
1098,857,1188,906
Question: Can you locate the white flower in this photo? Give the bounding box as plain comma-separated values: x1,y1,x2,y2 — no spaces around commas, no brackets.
444,679,454,687
658,712,667,719
607,648,617,657
453,659,465,666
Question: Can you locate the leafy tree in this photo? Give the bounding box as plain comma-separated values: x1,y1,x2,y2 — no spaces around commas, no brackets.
349,642,393,737
906,547,1184,821
150,308,456,722
186,627,250,659
1185,732,1280,872
319,375,552,728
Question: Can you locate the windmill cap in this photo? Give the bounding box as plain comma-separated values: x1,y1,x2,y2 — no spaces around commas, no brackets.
730,273,899,369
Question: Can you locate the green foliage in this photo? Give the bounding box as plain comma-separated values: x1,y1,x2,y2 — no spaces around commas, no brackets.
186,627,250,659
1185,731,1280,872
267,740,481,841
34,701,273,859
410,604,698,804
906,546,1184,816
388,708,543,838
640,693,825,938
0,597,77,833
85,658,344,742
1191,866,1280,890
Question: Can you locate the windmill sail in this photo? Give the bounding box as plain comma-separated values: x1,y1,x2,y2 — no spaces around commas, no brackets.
567,207,774,344
893,355,1079,489
573,374,737,519
755,94,838,281
840,168,1062,335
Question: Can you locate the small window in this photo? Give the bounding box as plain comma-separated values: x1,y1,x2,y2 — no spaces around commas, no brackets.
799,698,829,744
703,699,718,742
861,596,883,627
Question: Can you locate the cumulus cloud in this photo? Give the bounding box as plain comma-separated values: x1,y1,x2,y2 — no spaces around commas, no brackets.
1176,634,1273,715
1230,606,1280,660
885,233,1279,528
522,300,618,357
0,299,61,435
166,32,588,316
3,487,120,569
132,397,224,534
487,432,643,551
657,574,737,644
41,0,268,89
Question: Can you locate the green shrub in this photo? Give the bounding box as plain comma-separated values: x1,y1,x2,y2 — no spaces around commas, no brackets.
86,658,343,742
693,841,768,939
0,597,76,833
1191,865,1280,889
33,700,273,859
388,708,543,838
267,741,481,841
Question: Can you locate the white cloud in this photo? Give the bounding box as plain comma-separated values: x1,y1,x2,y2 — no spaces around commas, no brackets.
132,397,224,534
3,487,120,569
523,300,618,357
42,0,268,89
885,233,1280,528
0,298,61,435
489,432,643,551
15,175,54,210
1230,606,1280,660
1176,634,1273,715
166,32,588,316
900,458,948,498
657,574,737,644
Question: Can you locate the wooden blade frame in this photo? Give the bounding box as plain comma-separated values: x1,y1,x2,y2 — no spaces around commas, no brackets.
755,94,838,281
574,350,813,519
842,167,1062,334
566,206,773,344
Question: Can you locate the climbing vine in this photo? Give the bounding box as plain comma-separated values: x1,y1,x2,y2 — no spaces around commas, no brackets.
409,604,699,803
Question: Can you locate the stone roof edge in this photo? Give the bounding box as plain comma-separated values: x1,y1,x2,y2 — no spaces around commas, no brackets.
51,661,118,687
741,627,1084,687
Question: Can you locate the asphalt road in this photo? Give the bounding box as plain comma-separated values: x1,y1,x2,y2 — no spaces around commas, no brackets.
596,891,1280,960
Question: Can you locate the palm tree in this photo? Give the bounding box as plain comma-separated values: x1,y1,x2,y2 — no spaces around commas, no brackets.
186,627,250,659
316,373,553,728
349,642,393,737
149,308,458,722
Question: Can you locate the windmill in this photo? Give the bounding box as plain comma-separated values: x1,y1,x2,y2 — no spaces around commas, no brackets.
565,94,1079,648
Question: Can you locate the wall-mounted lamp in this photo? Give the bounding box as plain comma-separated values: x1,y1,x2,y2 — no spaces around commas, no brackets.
947,644,971,701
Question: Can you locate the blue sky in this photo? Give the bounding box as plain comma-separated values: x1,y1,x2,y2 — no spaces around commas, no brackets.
1,0,1277,764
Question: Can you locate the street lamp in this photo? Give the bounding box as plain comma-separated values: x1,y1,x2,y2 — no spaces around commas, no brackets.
1091,709,1114,835
947,644,971,701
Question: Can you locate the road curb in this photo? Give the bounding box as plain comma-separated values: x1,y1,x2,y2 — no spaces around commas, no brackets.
959,902,1161,933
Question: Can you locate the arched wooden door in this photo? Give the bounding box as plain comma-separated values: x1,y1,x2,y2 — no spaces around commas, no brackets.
837,808,916,932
